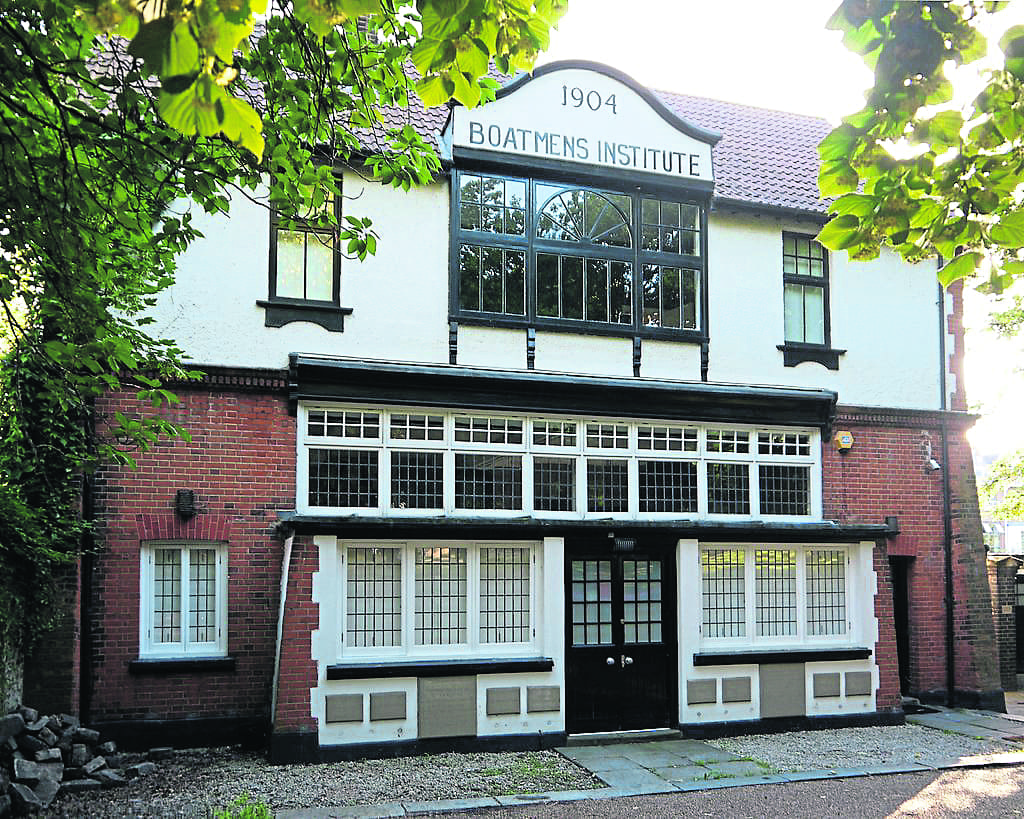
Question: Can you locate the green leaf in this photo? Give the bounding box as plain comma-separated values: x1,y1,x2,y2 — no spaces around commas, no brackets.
828,193,876,219
218,95,265,159
416,75,449,107
817,214,862,251
937,252,982,286
165,22,200,78
127,17,175,73
819,160,860,197
990,209,1024,249
920,110,963,150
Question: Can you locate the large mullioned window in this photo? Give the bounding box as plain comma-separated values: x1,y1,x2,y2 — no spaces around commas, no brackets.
453,171,704,337
299,405,820,520
341,541,535,659
700,545,847,643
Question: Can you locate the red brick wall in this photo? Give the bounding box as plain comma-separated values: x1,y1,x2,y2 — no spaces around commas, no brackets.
826,407,1000,701
987,557,1020,691
87,380,295,728
871,543,901,711
272,535,319,736
22,561,81,715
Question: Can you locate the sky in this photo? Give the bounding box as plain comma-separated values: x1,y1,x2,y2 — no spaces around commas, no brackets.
539,0,1024,470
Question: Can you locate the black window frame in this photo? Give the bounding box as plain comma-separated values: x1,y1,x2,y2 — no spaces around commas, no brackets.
258,182,353,332
449,162,709,343
777,231,844,370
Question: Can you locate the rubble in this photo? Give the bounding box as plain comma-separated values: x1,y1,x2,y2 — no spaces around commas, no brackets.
0,704,161,816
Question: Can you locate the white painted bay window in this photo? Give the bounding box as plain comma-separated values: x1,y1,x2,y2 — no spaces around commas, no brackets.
340,541,536,659
700,545,848,644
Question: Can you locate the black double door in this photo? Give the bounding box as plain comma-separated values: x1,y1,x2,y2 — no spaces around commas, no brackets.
565,547,676,733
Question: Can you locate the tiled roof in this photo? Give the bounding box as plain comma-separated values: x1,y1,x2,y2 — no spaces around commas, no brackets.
655,91,831,216
386,82,832,217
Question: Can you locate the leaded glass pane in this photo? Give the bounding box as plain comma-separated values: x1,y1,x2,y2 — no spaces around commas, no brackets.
346,547,402,648
308,448,378,507
707,462,750,514
587,458,628,512
759,465,811,516
415,547,467,645
534,456,576,512
639,460,697,513
755,549,797,636
188,549,217,643
480,547,530,643
701,549,745,638
153,548,182,644
806,550,846,636
391,451,443,509
454,454,522,510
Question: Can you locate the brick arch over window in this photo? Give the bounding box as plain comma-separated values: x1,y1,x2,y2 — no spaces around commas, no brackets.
135,513,234,543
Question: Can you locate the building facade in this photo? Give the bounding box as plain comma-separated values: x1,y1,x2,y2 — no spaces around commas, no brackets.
26,62,1003,760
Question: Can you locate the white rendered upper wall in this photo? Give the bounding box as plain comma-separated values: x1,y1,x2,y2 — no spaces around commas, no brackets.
147,173,945,411
146,61,946,412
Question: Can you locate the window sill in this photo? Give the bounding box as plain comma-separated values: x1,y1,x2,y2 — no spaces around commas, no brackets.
693,647,871,666
777,343,845,371
452,312,706,343
257,300,353,332
326,656,554,680
129,656,236,675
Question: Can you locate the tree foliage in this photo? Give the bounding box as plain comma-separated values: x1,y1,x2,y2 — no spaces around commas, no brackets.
981,450,1024,519
817,1,1024,291
0,0,566,664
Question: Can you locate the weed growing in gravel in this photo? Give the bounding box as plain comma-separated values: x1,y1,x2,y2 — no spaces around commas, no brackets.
213,794,272,819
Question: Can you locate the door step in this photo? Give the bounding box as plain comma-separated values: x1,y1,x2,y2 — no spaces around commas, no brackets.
566,728,682,747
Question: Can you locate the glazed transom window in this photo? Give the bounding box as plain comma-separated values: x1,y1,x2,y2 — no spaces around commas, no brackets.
299,405,821,519
341,542,535,658
699,545,848,642
453,171,704,337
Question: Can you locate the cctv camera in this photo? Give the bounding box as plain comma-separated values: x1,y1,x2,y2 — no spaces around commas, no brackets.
928,458,942,472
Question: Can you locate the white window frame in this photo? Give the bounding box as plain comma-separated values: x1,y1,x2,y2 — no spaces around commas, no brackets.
298,403,822,522
336,540,538,662
698,542,851,648
139,541,228,658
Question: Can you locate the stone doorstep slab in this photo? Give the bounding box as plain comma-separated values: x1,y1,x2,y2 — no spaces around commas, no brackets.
616,748,692,767
573,755,646,773
595,767,677,789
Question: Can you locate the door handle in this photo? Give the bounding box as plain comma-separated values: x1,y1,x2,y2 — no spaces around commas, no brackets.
606,657,615,666
621,655,633,667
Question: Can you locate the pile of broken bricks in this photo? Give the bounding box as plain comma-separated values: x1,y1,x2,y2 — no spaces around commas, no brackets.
1,705,166,816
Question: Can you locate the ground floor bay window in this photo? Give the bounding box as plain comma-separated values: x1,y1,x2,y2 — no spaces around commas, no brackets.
700,545,848,643
338,541,538,660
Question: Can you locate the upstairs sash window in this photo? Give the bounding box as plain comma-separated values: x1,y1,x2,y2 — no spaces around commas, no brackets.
453,171,705,338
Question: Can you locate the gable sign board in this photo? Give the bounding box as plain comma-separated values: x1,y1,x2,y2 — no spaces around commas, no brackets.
448,63,719,186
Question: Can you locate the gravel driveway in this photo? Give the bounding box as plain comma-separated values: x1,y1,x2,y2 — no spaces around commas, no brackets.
41,724,1018,817
708,723,1016,771
43,747,601,818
